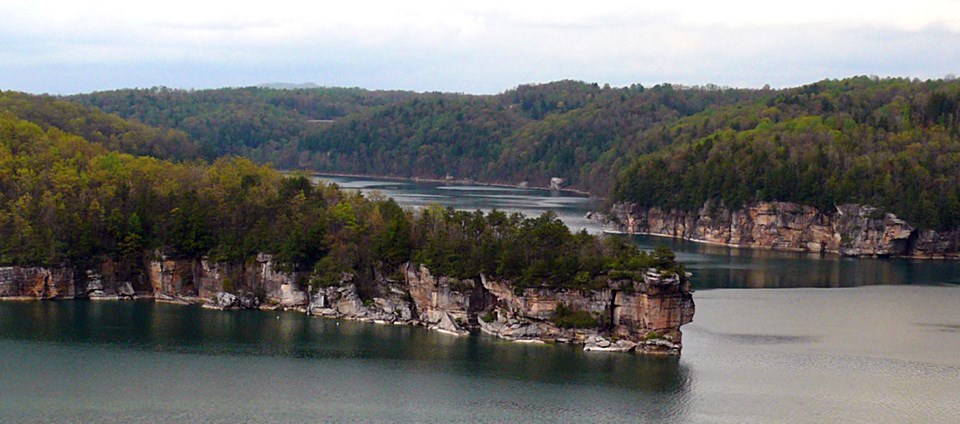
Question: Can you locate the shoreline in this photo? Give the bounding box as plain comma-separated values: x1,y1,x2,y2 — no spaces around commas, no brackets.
0,295,669,353
603,229,960,261
286,170,600,198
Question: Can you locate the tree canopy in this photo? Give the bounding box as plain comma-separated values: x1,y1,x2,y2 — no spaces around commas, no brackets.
0,99,668,292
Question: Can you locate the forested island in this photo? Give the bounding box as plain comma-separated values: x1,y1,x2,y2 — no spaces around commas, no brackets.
68,76,960,257
0,92,694,353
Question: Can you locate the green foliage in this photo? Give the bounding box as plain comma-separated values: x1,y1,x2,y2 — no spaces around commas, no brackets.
643,331,663,341
59,77,960,232
373,199,412,267
614,77,960,231
0,90,198,160
480,311,496,323
66,82,755,195
0,91,681,297
410,208,660,291
70,86,417,160
221,277,235,294
551,303,599,329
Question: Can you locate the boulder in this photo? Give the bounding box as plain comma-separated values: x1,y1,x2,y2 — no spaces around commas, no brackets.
431,312,468,336
278,283,308,308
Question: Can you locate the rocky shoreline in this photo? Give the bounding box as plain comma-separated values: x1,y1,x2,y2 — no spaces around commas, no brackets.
304,171,596,196
0,254,695,355
599,201,960,259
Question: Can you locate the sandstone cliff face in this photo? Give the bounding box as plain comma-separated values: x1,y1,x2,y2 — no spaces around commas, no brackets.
0,266,75,299
479,270,694,354
402,263,495,335
0,253,310,307
606,201,960,258
148,253,309,308
0,254,695,354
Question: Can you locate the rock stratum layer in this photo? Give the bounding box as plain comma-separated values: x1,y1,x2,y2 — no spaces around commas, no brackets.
0,254,695,354
604,201,960,258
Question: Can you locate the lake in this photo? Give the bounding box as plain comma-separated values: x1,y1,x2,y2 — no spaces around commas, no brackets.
0,175,957,423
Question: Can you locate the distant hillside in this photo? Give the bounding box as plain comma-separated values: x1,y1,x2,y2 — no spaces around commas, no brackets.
298,81,759,193
70,81,758,193
69,86,418,160
0,91,198,160
64,77,960,230
613,77,960,230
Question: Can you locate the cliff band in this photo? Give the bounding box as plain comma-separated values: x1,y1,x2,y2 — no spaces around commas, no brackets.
0,254,695,355
604,201,960,258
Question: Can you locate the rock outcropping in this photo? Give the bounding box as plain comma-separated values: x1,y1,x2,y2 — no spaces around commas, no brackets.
478,270,694,354
0,253,695,354
604,201,960,258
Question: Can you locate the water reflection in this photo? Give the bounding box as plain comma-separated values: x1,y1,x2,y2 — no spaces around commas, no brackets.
312,175,960,288
0,300,690,396
626,234,960,288
312,175,603,234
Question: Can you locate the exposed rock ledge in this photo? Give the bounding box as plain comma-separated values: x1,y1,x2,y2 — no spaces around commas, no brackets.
0,254,694,355
601,201,960,259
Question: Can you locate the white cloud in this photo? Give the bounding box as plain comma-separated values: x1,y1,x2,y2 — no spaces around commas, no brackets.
0,0,958,93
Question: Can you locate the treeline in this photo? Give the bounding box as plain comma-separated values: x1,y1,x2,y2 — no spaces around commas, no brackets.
613,77,960,230
68,81,757,193
63,77,960,231
69,86,417,160
0,107,673,292
291,82,758,193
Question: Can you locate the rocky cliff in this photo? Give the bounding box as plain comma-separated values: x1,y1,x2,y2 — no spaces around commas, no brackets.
604,201,960,258
0,253,695,354
479,270,694,353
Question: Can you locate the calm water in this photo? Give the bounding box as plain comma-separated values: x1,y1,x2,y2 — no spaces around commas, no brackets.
0,176,958,423
317,174,960,289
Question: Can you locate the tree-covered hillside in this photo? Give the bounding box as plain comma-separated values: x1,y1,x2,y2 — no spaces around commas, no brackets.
65,77,960,231
1,91,198,160
0,98,672,292
69,81,758,193
70,86,418,160
613,77,960,230
300,81,757,192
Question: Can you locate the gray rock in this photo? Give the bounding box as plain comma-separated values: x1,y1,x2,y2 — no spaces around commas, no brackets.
216,292,238,308
278,283,308,308
432,312,468,336
549,177,566,190
117,282,135,298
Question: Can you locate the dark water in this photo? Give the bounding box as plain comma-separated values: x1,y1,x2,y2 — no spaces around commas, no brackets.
630,235,960,289
0,301,691,423
1,292,958,423
1,176,958,423
318,174,960,289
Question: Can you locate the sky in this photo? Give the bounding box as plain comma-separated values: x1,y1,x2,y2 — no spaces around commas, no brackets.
1,0,959,94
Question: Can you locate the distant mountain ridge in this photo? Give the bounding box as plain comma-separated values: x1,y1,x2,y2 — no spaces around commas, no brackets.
256,82,321,90
67,77,960,231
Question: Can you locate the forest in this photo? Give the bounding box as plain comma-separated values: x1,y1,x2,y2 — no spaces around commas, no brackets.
613,77,960,230
70,81,759,193
0,94,675,292
67,76,960,231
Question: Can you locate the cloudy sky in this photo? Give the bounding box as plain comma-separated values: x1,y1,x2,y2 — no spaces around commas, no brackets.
2,0,959,94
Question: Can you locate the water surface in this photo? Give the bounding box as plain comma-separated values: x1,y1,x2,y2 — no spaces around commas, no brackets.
0,175,958,423
1,290,957,423
317,174,960,288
